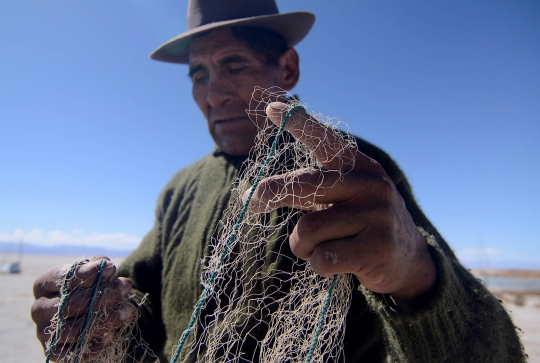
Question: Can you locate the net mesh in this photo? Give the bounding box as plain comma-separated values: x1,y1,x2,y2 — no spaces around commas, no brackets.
176,87,357,363
45,259,155,363
44,87,357,363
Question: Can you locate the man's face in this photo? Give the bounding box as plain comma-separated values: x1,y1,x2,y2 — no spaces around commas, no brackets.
189,28,282,155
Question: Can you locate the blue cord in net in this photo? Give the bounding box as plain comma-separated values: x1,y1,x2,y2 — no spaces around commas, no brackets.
170,105,306,363
304,274,338,363
45,261,80,363
73,259,107,363
45,259,107,363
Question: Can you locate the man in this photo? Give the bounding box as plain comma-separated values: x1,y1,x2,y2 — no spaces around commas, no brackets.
32,1,524,362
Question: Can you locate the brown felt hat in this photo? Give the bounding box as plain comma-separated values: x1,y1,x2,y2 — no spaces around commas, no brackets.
150,0,315,64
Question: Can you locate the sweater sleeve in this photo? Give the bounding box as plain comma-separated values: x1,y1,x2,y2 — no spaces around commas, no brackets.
355,137,525,362
361,231,525,362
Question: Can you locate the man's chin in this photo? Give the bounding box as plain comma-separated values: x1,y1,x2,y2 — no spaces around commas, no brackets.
216,138,256,156
212,130,257,156
219,145,253,156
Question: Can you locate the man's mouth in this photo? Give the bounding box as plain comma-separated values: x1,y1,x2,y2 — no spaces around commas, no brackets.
214,116,251,129
214,117,248,125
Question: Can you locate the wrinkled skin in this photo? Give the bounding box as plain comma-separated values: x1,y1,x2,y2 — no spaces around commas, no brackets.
31,28,436,361
189,28,299,156
31,256,132,362
244,103,437,311
30,28,300,362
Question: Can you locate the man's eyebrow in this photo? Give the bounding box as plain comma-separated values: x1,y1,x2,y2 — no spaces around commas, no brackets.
219,55,249,66
188,55,250,77
188,64,205,78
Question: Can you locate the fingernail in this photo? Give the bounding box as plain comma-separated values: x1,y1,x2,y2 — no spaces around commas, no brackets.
119,306,132,321
102,332,113,346
242,193,261,212
120,279,132,295
325,251,338,266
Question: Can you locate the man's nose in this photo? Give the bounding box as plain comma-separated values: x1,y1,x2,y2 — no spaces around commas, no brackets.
206,76,233,108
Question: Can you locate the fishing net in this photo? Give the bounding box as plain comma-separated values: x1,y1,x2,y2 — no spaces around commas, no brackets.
45,87,357,363
172,87,357,363
44,259,155,363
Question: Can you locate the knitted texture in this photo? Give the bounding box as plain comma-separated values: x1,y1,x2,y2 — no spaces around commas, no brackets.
118,140,525,363
361,231,526,362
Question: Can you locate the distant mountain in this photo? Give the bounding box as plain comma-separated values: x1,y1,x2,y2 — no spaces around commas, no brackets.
0,241,133,258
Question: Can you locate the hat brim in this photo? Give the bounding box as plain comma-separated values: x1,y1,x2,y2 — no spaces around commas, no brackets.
150,11,315,64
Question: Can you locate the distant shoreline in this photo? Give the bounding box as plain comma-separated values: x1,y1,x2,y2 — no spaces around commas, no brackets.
471,269,540,279
2,241,539,277
0,241,133,258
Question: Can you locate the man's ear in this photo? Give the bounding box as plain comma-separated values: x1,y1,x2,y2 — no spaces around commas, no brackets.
278,48,300,91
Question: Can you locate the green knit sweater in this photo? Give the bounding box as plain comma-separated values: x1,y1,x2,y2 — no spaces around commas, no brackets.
117,138,525,362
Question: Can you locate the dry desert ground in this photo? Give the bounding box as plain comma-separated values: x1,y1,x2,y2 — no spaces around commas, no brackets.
1,254,538,362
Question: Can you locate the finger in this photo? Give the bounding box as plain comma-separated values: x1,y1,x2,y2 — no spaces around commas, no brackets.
37,303,134,346
33,257,116,298
31,295,60,325
46,335,114,363
72,256,117,289
245,168,341,212
60,278,132,319
32,278,131,324
289,203,392,260
33,264,76,299
308,234,395,284
288,203,374,260
266,102,362,171
246,165,392,213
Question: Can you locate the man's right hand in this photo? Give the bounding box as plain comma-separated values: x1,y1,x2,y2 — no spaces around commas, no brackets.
31,256,133,362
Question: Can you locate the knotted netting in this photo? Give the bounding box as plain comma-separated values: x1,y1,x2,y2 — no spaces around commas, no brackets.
45,259,155,363
172,87,357,363
45,87,358,363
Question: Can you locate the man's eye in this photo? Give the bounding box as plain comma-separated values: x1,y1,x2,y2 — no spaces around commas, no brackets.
192,73,209,84
228,66,245,75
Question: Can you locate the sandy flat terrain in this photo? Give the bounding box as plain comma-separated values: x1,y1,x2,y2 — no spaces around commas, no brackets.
1,254,538,362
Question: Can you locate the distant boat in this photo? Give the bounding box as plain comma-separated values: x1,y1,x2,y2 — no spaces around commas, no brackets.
1,261,20,274
1,239,23,274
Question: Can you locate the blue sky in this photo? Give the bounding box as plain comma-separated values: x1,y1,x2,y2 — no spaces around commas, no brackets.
1,0,539,268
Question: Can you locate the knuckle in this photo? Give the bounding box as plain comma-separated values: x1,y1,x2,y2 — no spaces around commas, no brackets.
369,174,396,203
289,234,312,261
32,279,44,298
76,259,114,284
367,157,385,174
288,235,303,259
33,266,65,298
31,296,58,323
30,301,43,323
295,214,318,241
